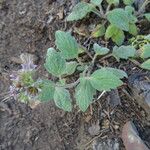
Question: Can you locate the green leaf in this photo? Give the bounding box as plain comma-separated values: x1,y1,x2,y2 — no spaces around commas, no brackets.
67,2,94,21
144,34,150,40
93,43,110,55
111,29,125,46
91,24,106,38
39,80,55,102
90,0,102,5
145,13,150,22
55,30,78,59
103,67,128,79
129,23,138,36
106,0,119,5
123,0,134,5
141,59,150,70
105,24,118,39
105,25,125,45
90,68,123,91
44,48,66,77
54,87,72,111
141,44,150,59
63,61,78,75
112,46,136,61
107,8,129,31
75,77,96,112
125,6,137,23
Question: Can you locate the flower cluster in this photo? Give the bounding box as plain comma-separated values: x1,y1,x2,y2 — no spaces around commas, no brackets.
9,53,39,103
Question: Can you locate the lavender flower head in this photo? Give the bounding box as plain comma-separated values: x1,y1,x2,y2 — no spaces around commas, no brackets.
9,53,37,101
20,53,37,71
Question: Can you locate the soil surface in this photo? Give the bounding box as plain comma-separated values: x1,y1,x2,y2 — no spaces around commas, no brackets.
0,0,150,150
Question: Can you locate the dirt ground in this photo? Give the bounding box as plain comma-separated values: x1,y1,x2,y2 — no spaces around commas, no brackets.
0,0,150,150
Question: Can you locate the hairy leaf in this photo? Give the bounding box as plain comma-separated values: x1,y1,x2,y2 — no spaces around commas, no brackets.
63,61,78,75
90,0,103,5
111,29,125,46
123,0,134,5
106,0,119,5
103,67,128,79
141,44,150,59
112,46,136,61
54,87,72,111
105,25,125,45
67,2,94,21
145,13,150,22
125,6,137,23
107,8,129,31
75,77,96,112
90,69,123,91
55,31,78,59
39,80,55,102
129,23,138,36
105,24,118,39
44,48,66,77
93,43,110,55
141,59,150,70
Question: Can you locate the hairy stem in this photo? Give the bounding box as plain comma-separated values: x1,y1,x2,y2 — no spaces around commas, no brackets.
136,0,150,16
56,66,89,89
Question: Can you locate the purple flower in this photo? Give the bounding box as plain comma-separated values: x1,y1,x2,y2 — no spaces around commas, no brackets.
9,53,37,101
20,53,37,71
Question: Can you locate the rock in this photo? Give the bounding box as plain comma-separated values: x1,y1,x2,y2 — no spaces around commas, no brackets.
122,121,149,150
128,73,150,120
88,121,100,136
108,89,121,108
93,138,120,150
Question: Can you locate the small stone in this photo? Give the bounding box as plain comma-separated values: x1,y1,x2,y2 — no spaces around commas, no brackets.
114,125,119,130
122,121,149,150
88,121,100,136
93,138,120,150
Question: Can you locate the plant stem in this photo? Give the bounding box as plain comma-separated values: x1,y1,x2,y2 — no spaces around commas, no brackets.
97,91,106,100
136,0,150,16
99,5,104,16
87,54,97,76
100,53,112,62
56,66,89,89
76,57,83,66
92,9,106,19
106,4,111,14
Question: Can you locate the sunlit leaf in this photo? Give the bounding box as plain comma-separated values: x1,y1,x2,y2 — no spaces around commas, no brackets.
111,29,125,46
129,23,138,36
105,24,118,39
91,24,106,38
105,25,125,45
